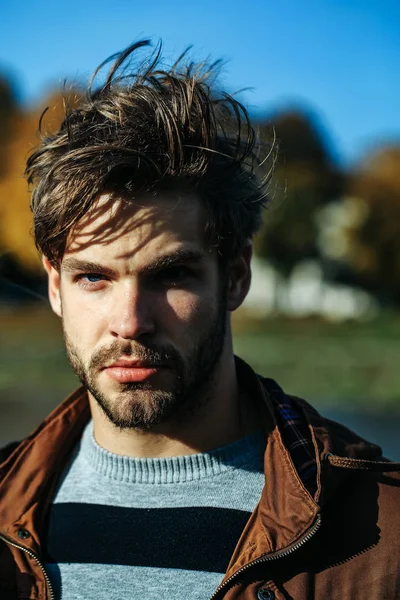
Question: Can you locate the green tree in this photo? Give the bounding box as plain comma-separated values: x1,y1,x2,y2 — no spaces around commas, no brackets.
255,109,343,278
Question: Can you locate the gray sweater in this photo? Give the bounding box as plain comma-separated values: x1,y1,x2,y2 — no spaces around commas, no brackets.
43,421,266,600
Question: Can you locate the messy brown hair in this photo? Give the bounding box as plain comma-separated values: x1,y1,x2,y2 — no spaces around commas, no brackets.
26,40,275,267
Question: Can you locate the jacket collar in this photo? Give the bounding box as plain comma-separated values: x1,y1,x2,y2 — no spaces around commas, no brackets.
0,387,90,555
222,359,321,579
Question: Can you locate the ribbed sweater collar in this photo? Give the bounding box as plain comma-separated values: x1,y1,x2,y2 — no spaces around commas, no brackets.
81,421,265,484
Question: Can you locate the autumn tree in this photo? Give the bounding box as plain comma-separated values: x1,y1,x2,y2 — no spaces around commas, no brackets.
0,77,18,178
344,146,400,305
0,85,81,295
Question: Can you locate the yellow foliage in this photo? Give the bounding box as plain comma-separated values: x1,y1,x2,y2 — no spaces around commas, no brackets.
0,113,38,270
0,91,80,273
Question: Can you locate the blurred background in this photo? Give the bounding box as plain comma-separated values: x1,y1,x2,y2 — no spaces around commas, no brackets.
1,0,399,457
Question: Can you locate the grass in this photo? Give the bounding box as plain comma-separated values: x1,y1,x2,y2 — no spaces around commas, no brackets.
0,305,77,401
233,313,400,411
1,304,400,413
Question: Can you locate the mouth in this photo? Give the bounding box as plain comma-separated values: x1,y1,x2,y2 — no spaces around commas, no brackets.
102,359,167,383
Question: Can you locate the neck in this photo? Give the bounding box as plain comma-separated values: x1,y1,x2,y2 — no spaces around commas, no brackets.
89,343,257,458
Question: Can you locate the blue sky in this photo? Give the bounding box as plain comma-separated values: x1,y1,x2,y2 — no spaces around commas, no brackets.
1,0,399,165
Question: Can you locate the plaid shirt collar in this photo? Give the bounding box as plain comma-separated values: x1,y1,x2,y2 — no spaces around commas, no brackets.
261,376,318,496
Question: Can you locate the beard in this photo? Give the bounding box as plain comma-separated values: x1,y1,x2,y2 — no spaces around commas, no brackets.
63,298,227,430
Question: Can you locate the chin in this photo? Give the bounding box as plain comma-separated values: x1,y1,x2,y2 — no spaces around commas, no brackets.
95,388,181,430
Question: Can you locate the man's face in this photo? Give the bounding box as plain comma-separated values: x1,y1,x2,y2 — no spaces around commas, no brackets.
45,192,233,430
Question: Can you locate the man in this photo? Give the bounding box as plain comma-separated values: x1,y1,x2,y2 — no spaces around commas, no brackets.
0,40,399,600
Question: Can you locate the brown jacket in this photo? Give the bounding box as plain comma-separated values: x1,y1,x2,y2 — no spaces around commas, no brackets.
1,359,399,600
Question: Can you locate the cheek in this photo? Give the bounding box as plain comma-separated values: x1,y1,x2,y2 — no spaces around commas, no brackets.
61,289,108,343
165,289,216,325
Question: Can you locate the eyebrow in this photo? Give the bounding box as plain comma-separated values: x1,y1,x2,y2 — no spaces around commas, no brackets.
144,249,205,273
61,249,205,277
61,258,117,278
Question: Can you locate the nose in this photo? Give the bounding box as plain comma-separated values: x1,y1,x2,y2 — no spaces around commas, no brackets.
108,282,156,340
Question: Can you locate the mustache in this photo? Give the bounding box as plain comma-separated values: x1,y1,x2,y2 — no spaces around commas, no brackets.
89,341,178,370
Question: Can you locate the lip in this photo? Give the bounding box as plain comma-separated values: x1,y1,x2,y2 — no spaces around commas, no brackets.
102,359,167,383
105,359,162,368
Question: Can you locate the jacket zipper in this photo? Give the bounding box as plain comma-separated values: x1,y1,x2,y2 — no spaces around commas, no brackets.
210,514,321,600
0,533,54,600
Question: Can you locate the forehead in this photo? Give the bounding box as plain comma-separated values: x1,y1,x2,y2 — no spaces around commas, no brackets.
63,191,209,263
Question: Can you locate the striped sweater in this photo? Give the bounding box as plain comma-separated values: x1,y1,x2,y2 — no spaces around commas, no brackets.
43,421,266,600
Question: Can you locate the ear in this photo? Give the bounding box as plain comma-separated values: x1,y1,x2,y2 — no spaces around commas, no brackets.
226,240,252,312
42,256,62,317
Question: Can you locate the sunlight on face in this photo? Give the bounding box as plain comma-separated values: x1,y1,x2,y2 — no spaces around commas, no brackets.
58,192,228,429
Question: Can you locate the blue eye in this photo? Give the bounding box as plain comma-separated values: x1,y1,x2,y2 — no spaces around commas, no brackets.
83,274,103,283
76,273,107,289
